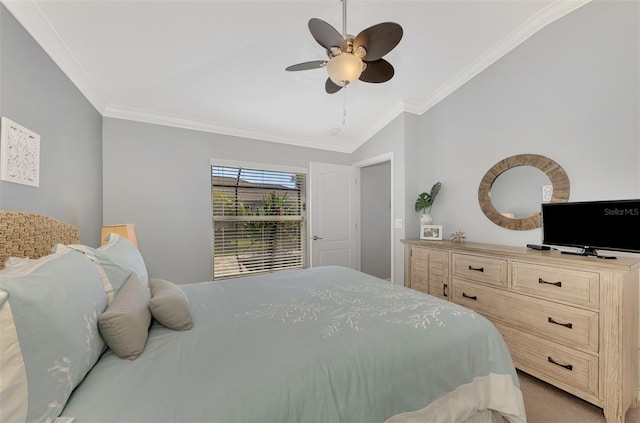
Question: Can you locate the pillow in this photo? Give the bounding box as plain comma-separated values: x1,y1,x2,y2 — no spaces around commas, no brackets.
3,257,36,268
149,278,193,331
53,244,124,305
0,248,107,423
69,233,148,296
98,273,151,360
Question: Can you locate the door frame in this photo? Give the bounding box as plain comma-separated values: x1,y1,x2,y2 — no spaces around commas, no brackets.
353,152,395,284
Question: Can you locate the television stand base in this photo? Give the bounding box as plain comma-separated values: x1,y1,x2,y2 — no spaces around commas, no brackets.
561,248,617,259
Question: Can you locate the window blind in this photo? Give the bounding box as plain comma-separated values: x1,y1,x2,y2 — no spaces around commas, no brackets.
211,165,306,279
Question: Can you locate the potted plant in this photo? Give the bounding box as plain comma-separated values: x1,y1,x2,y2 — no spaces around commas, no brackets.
415,182,441,225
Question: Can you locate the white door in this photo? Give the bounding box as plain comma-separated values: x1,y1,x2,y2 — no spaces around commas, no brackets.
309,162,358,269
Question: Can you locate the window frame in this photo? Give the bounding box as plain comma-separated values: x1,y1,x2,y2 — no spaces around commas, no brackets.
210,158,308,280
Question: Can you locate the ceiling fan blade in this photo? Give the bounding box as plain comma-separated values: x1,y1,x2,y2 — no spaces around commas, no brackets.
309,18,347,52
354,22,403,61
325,78,343,94
359,59,394,83
285,60,327,71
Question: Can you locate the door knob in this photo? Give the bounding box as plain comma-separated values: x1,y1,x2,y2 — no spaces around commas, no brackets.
313,235,323,240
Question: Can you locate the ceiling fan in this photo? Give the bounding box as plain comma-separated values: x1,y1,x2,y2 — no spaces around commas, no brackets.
285,0,403,94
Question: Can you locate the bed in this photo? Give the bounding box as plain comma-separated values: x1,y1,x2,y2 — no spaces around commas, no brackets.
0,211,526,423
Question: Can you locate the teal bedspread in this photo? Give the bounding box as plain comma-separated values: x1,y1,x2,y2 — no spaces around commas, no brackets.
61,266,525,423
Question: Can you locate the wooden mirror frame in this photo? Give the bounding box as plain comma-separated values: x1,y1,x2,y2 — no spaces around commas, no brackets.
478,154,570,231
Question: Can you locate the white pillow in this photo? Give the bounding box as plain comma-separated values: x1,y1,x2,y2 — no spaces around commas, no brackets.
3,257,36,268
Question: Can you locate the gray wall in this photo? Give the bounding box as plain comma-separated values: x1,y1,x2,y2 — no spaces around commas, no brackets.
415,0,639,247
350,0,639,283
351,112,421,284
102,118,350,284
360,161,391,279
2,0,638,277
0,4,103,246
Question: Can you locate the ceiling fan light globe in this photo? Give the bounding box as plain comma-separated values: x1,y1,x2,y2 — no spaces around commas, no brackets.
327,54,363,86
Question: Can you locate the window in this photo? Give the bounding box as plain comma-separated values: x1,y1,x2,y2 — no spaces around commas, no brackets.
211,163,307,279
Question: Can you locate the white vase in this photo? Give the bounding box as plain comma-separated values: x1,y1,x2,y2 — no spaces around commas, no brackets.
420,214,433,225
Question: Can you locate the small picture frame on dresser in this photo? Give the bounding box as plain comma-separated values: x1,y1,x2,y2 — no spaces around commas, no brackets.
420,225,443,240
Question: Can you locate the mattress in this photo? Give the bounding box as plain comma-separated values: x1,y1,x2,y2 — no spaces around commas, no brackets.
60,266,526,422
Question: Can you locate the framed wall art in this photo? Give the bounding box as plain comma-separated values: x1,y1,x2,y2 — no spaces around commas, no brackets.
0,117,40,187
420,224,443,240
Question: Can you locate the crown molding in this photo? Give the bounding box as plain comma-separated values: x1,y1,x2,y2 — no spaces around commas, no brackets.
404,0,591,116
4,0,590,154
349,100,406,152
103,105,356,154
104,101,409,155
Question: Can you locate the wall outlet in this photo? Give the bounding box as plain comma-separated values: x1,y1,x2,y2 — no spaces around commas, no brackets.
542,184,553,202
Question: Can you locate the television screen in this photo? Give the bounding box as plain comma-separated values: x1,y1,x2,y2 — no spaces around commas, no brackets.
541,199,640,256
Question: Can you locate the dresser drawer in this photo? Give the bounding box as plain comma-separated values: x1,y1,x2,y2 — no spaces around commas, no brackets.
494,321,599,399
512,262,599,309
453,280,599,352
452,253,507,287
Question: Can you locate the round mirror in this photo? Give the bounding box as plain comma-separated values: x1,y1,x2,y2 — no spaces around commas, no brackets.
478,154,570,230
490,167,551,219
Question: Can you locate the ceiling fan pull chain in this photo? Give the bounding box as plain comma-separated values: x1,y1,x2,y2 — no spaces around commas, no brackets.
342,88,347,125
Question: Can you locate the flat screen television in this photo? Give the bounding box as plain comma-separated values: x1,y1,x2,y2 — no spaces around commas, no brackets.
541,199,640,258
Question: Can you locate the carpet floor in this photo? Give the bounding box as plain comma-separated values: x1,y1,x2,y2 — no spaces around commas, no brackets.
518,370,640,422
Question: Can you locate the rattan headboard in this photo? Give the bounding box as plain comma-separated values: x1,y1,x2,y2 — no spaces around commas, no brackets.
0,210,80,269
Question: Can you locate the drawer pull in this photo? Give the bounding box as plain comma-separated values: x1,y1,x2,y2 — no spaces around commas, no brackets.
548,356,573,371
548,317,573,329
468,265,484,272
462,292,477,301
443,283,448,298
538,277,562,287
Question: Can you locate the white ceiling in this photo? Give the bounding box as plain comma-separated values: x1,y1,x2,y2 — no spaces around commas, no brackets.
4,0,588,153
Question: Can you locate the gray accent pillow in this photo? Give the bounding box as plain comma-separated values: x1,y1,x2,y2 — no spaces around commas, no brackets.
149,278,193,331
98,273,151,359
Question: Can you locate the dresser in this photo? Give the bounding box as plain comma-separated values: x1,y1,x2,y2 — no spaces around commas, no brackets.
402,239,640,423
